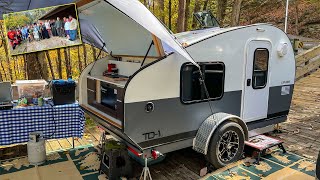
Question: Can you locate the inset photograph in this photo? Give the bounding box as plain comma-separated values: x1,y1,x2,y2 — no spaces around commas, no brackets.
3,3,82,56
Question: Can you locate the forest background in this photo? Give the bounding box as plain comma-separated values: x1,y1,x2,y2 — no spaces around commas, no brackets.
0,0,319,82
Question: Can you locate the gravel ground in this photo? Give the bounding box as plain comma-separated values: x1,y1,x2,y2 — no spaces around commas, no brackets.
10,36,82,55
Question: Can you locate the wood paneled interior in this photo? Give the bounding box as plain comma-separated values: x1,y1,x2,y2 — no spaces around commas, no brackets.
96,81,101,103
87,78,96,91
152,34,165,57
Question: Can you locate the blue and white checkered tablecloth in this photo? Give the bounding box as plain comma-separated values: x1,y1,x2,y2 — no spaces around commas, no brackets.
0,103,85,146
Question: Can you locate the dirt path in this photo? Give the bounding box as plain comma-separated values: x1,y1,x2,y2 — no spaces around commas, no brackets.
11,36,81,55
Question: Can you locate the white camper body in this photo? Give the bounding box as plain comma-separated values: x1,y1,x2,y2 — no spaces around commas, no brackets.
78,0,295,168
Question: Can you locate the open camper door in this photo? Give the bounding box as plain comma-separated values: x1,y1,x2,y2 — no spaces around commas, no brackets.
242,40,271,122
77,0,198,67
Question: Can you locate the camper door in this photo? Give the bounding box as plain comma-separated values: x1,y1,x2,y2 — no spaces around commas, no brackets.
242,40,271,122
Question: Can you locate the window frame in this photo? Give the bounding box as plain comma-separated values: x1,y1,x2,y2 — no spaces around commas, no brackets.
252,48,270,90
180,62,225,104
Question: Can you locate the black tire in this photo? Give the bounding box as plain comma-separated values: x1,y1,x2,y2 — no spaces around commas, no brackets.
206,121,245,169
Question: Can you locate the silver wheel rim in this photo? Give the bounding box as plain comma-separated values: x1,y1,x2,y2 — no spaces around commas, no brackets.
217,130,239,162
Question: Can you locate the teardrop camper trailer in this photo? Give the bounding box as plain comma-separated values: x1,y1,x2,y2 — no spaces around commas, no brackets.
78,0,295,168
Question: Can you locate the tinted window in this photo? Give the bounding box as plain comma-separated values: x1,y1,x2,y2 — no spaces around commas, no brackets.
253,49,269,89
181,63,224,103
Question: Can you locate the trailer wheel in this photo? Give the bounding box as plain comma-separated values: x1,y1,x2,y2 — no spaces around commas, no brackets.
206,121,245,169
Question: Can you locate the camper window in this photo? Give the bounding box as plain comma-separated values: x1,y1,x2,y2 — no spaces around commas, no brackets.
181,62,225,103
252,49,269,89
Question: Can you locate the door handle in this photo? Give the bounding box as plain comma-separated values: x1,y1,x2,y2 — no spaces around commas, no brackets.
247,79,251,86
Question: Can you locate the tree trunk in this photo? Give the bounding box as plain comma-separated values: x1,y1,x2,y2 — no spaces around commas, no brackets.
56,49,63,79
0,22,12,81
192,0,202,29
295,1,299,35
216,0,227,25
37,52,49,80
63,47,72,78
177,0,186,33
26,53,39,79
91,46,97,63
152,0,155,12
45,51,55,79
184,0,190,31
26,52,49,80
168,0,172,30
0,22,13,81
231,0,243,26
2,37,13,81
0,62,3,81
77,46,83,71
13,56,17,80
159,0,165,23
0,61,6,81
67,48,72,78
83,44,88,66
203,0,209,10
23,54,27,79
16,56,21,77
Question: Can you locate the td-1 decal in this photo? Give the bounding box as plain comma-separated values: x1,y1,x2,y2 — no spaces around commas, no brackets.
143,130,161,140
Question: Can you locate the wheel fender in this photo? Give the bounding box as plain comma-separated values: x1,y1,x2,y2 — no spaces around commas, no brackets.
193,112,248,155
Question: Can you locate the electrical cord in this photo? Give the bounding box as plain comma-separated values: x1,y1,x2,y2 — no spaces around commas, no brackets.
43,101,57,139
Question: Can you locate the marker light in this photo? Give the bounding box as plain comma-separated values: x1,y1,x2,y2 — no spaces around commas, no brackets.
151,149,161,159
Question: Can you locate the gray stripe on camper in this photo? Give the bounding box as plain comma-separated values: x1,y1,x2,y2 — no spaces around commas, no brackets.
268,84,294,115
124,90,242,147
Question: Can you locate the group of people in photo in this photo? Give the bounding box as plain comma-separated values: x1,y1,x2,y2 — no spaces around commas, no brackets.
7,15,78,49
